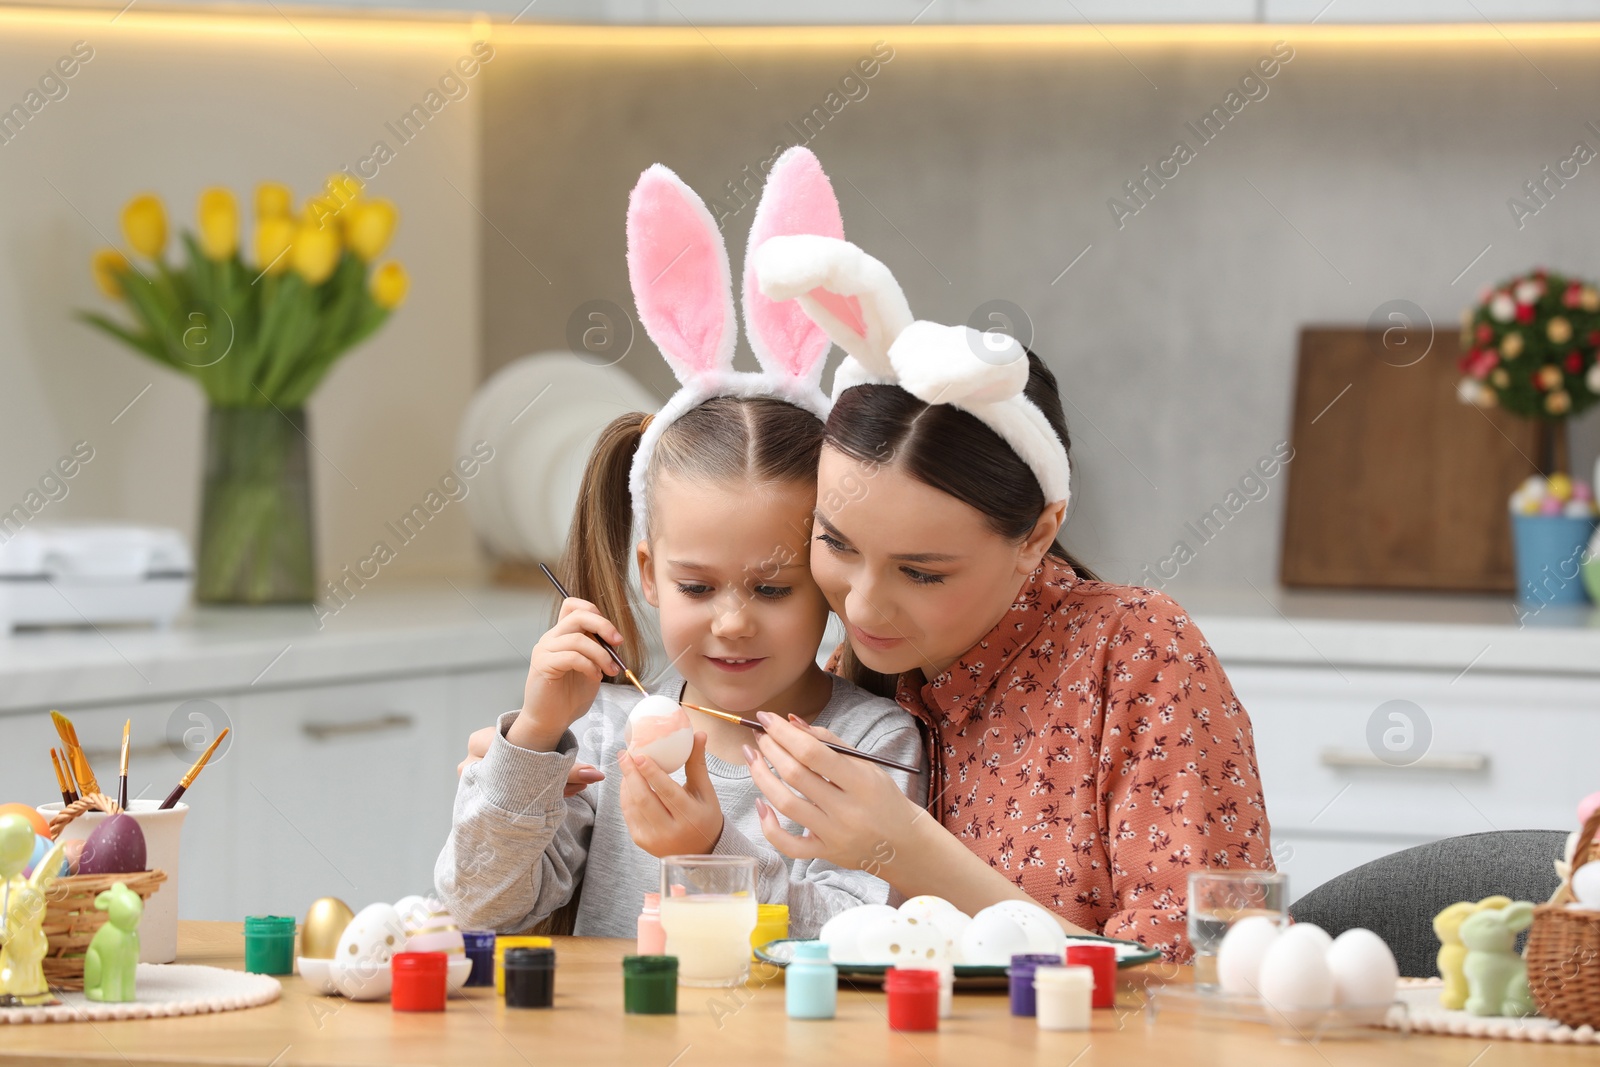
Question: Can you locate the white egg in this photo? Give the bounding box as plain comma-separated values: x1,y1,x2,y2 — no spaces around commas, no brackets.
400,896,465,955
991,899,1068,956
899,895,961,923
1326,928,1398,1023
958,905,1036,967
392,895,429,934
926,909,972,956
625,695,694,774
329,902,406,1000
819,904,899,963
1257,923,1335,1028
855,913,951,965
1572,860,1600,908
1217,915,1282,996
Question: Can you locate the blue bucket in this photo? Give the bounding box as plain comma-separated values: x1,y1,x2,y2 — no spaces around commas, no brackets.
1512,513,1598,605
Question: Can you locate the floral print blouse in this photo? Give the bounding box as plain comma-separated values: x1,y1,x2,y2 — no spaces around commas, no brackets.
857,555,1275,962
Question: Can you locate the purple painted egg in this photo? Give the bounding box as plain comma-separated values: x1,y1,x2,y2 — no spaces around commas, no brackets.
78,814,146,875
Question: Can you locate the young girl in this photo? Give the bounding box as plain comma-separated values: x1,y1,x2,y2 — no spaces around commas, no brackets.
738,234,1274,962
434,152,924,939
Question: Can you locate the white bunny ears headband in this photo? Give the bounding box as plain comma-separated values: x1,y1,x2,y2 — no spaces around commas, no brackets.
624,147,843,534
752,235,1072,507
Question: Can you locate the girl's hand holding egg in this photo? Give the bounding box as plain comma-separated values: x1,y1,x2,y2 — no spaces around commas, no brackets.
618,731,724,858
505,597,625,754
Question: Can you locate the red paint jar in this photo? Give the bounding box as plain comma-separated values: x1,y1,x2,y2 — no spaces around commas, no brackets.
1065,944,1117,1009
391,951,448,1012
885,966,940,1032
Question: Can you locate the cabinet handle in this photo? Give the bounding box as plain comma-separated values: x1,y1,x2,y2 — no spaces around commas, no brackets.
301,713,415,741
1318,747,1489,773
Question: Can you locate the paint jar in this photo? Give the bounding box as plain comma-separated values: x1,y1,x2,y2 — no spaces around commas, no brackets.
638,893,666,956
1009,953,1066,1016
1065,943,1117,1008
785,941,837,1019
391,952,448,1012
623,955,678,1015
901,959,954,1018
885,966,940,1032
243,915,296,975
494,935,552,995
462,931,496,987
1034,965,1093,1031
503,946,556,1009
751,903,790,961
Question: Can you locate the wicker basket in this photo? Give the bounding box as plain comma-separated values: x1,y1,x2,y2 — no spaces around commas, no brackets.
38,794,168,992
1525,808,1600,1029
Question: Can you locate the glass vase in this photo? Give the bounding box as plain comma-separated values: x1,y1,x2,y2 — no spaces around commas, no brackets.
196,405,316,604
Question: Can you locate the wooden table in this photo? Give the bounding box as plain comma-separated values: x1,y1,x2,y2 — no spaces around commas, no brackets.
0,921,1589,1066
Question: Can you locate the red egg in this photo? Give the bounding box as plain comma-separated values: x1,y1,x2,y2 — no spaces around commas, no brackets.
78,814,146,875
0,804,50,839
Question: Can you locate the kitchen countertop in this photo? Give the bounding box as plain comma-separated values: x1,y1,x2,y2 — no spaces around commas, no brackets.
1,577,1596,715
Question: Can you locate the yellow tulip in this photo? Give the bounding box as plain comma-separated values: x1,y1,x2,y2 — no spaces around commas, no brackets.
254,217,296,275
325,171,364,211
197,187,238,260
121,193,166,259
291,222,341,285
256,182,292,219
345,199,397,262
90,248,129,298
370,261,409,310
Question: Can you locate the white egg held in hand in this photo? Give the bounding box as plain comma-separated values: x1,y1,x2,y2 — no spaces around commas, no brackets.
1326,928,1398,1023
1256,923,1335,1028
625,695,694,774
1217,915,1282,996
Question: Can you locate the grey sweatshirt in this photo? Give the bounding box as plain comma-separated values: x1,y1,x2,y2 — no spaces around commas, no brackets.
433,671,926,939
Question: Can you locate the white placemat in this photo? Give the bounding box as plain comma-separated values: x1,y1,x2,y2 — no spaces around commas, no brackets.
1393,977,1598,1043
0,964,279,1024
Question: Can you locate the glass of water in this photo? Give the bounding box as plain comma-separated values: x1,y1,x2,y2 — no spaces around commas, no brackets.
1187,870,1289,991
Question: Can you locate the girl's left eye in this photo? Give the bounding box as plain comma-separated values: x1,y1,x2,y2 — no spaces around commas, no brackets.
675,583,714,598
901,567,946,586
752,585,792,600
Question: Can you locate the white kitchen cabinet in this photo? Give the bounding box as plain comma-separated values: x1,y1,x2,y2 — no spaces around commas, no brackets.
1229,664,1595,899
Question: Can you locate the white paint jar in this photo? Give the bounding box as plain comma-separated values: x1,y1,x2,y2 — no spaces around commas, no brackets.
1034,964,1093,1031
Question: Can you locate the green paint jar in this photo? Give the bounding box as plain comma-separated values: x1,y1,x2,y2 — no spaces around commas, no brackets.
243,915,296,975
622,955,678,1014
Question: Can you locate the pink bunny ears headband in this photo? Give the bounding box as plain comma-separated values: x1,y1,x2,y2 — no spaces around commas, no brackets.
624,147,843,534
753,235,1073,507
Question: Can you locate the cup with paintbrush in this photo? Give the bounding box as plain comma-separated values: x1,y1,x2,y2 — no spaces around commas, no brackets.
37,710,229,965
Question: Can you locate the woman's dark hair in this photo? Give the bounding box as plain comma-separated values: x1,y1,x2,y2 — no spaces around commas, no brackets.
824,348,1095,696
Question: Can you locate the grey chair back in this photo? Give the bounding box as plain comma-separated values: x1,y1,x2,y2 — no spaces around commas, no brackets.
1286,830,1567,978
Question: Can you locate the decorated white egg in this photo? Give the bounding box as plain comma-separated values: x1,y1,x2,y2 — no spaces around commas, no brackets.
856,913,952,966
1257,922,1335,1028
958,904,1036,967
1217,915,1282,996
991,899,1068,957
329,902,406,1000
1326,928,1398,1023
898,895,961,923
402,896,466,957
625,695,694,774
819,904,900,963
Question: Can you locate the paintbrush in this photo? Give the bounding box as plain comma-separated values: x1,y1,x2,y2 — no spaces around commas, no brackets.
50,710,100,796
118,719,130,812
535,563,921,777
50,748,75,804
159,728,228,810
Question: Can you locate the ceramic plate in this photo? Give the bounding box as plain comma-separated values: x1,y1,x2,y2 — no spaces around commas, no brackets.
755,933,1161,983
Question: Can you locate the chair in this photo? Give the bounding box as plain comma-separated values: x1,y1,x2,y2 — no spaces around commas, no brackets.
1286,830,1568,978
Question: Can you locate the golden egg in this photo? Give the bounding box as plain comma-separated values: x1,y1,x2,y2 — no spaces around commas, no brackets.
300,897,355,959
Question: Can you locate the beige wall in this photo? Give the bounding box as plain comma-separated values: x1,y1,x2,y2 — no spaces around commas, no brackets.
0,13,485,594
479,29,1600,591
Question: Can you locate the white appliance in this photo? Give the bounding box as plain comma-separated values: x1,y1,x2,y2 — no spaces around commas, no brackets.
0,523,192,631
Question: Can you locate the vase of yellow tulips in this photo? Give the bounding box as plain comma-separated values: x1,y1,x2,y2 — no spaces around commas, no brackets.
80,177,409,605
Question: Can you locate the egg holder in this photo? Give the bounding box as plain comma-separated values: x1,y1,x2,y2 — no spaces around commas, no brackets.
37,795,168,992
1525,807,1600,1029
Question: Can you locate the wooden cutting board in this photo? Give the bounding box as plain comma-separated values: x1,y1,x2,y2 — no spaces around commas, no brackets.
1279,327,1543,593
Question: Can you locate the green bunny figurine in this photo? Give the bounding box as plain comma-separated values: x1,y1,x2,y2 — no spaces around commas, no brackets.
0,816,67,1006
1460,899,1537,1017
84,882,142,1003
1433,895,1511,1010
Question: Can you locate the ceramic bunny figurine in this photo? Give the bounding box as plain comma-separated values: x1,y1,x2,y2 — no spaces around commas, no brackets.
1433,895,1512,1010
1460,900,1537,1017
84,882,142,1003
0,815,67,1006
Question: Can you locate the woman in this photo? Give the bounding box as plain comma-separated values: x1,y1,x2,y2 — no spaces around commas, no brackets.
739,234,1274,961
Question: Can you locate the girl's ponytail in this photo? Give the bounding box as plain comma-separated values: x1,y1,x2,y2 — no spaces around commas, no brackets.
557,411,650,679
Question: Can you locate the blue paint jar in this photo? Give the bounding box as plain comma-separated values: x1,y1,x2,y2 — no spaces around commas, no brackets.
462,930,496,988
785,941,837,1019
